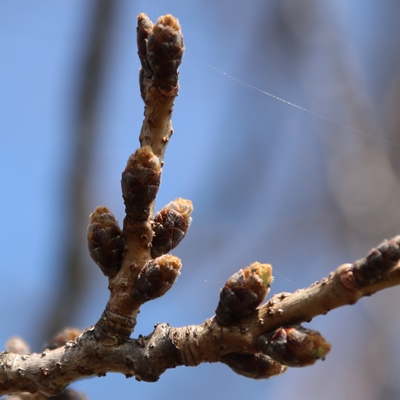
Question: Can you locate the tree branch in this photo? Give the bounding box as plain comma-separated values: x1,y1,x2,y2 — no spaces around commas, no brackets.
2,236,400,395
1,12,400,398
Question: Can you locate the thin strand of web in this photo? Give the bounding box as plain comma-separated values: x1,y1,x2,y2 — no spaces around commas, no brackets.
202,61,400,148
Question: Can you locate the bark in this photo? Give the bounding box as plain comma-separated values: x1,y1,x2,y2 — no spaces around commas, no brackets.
2,235,400,396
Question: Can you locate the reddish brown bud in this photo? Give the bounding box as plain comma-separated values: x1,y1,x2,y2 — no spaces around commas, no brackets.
146,14,184,89
256,325,331,367
216,262,273,326
132,254,181,301
151,198,193,258
121,146,161,221
45,327,82,350
221,352,287,380
88,206,124,278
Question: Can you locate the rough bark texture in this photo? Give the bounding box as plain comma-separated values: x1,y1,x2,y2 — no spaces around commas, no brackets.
2,12,400,398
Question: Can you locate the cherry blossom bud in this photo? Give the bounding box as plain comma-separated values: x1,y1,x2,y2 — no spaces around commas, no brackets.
352,236,400,288
88,206,124,278
216,262,273,326
151,198,193,258
132,254,181,301
121,146,161,221
146,14,184,88
256,325,331,367
5,336,30,354
46,327,82,350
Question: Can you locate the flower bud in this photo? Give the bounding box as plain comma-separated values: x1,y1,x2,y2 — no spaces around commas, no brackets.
146,14,184,89
137,13,154,99
256,325,331,367
215,262,273,326
221,352,287,380
88,206,124,278
137,14,153,68
45,327,82,350
352,236,400,288
131,254,181,301
5,336,30,354
151,198,193,258
121,146,161,221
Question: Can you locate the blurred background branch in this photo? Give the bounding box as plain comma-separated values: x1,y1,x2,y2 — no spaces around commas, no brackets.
42,0,119,343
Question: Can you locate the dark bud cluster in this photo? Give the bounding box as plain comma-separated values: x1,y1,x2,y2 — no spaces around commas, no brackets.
215,262,273,326
256,325,331,367
88,206,124,278
151,198,193,258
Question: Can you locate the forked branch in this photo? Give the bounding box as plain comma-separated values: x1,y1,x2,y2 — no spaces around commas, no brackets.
1,13,400,398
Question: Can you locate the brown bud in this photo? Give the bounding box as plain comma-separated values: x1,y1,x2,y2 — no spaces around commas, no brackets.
137,13,154,99
146,14,184,89
256,325,331,367
221,352,287,380
45,327,81,350
5,336,30,354
352,236,400,288
137,14,154,71
151,198,193,258
216,262,273,326
121,146,161,221
132,254,181,301
88,206,124,278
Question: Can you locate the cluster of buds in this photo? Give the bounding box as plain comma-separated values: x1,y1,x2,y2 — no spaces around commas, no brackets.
215,263,331,376
215,262,273,326
84,11,340,387
137,13,184,95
